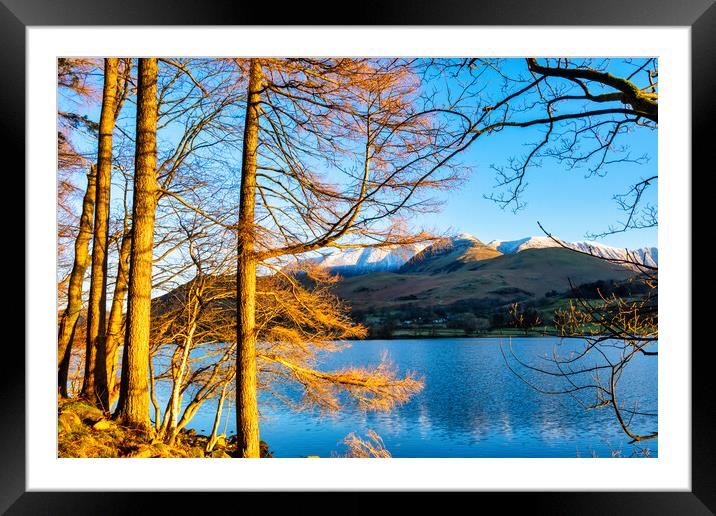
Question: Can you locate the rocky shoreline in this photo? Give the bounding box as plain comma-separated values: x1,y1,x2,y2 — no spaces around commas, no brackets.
58,399,272,458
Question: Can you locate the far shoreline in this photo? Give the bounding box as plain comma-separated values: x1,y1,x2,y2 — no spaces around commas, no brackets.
344,331,566,341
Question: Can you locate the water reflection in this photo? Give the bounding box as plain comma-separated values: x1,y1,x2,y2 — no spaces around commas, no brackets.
159,337,657,458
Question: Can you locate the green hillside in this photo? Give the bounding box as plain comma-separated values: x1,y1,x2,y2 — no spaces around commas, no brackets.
333,247,635,312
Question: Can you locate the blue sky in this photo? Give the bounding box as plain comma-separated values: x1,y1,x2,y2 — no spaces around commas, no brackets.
417,58,658,249
430,121,657,248
60,58,658,251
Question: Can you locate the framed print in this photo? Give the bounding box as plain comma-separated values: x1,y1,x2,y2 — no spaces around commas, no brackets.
7,0,714,513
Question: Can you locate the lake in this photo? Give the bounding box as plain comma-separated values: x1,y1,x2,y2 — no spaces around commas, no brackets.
168,337,658,458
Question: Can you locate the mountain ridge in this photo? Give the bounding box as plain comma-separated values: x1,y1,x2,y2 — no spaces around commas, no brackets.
310,233,657,276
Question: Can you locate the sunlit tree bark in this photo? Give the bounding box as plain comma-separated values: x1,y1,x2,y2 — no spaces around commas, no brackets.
57,164,96,397
206,380,231,453
113,57,158,431
81,58,119,408
104,223,131,407
235,58,262,458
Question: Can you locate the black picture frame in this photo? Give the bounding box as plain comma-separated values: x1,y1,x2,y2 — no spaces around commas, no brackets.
6,0,713,513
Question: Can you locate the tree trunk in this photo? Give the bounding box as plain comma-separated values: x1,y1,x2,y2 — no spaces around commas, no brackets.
58,165,97,398
113,57,158,432
81,58,119,409
149,357,162,432
104,225,131,407
165,321,195,444
158,394,172,438
206,382,229,453
235,58,262,458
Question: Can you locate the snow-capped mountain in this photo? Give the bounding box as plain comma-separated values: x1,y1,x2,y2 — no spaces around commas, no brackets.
454,232,483,244
487,236,564,254
570,241,658,268
310,243,429,276
489,237,658,268
310,234,657,276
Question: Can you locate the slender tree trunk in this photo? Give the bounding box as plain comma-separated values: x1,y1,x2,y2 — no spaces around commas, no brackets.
113,57,158,432
158,392,173,438
168,405,199,446
235,58,262,458
149,357,162,432
206,382,229,453
165,322,195,444
58,165,97,398
104,225,131,407
82,58,119,409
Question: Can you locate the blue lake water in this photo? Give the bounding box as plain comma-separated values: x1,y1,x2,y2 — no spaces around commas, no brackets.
168,337,658,458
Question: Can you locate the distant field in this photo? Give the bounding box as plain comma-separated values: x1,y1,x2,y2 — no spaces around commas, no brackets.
388,327,550,339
